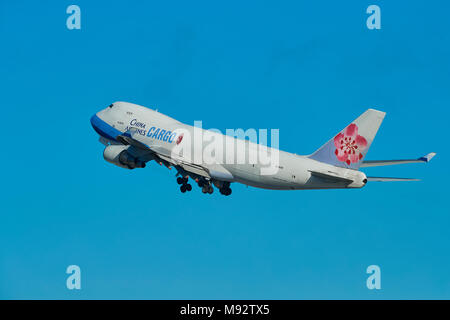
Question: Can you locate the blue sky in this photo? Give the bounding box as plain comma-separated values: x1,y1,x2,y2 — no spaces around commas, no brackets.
1,0,449,299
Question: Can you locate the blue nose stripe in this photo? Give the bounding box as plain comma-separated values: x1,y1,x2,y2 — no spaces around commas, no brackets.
90,114,122,141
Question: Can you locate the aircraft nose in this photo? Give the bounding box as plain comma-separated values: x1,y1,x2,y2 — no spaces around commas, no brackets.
90,111,120,141
90,113,97,130
90,113,103,136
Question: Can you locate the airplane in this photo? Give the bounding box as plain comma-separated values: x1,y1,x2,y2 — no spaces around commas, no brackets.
90,101,436,196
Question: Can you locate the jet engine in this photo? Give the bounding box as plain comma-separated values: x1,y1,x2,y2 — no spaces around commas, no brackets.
103,145,146,169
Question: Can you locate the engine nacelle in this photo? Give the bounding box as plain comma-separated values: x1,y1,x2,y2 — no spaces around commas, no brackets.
103,145,146,169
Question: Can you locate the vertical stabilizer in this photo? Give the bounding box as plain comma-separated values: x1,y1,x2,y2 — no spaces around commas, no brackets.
308,109,386,170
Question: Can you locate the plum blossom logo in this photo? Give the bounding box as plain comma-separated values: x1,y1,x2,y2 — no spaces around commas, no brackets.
176,133,184,145
334,123,367,165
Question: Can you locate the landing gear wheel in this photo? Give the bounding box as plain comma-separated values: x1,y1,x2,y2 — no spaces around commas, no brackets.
202,185,213,194
180,185,187,193
220,187,232,196
186,184,192,191
177,177,183,185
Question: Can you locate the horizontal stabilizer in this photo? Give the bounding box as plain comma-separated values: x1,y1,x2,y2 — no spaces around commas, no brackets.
367,176,420,182
361,152,436,167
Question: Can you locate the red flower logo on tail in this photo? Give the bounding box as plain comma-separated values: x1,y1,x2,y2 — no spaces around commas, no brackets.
334,123,367,165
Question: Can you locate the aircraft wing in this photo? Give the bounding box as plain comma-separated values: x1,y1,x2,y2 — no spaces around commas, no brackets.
360,152,436,167
157,153,211,178
117,131,150,151
116,133,211,179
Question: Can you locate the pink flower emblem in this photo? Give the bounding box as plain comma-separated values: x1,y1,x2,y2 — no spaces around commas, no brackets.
176,133,184,145
334,123,367,165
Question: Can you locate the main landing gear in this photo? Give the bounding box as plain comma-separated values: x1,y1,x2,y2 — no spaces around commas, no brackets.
177,176,192,193
198,180,214,194
219,186,232,196
199,180,232,196
177,175,232,196
218,181,232,196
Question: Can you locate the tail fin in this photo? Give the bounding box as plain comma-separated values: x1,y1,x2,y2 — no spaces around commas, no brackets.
308,109,386,170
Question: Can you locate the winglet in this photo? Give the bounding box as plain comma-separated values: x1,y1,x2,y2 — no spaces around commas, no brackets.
418,152,436,163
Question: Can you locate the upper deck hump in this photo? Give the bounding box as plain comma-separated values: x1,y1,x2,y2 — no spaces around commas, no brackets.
114,101,182,124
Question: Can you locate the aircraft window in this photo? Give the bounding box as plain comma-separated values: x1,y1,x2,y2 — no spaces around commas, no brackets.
108,104,113,108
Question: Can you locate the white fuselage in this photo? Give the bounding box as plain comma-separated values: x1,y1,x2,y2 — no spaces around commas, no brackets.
92,102,367,190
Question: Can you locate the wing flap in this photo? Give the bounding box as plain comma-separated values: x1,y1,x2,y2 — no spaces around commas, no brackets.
157,154,211,179
180,163,211,178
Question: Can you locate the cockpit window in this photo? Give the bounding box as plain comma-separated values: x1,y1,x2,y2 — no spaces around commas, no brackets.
108,104,113,108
